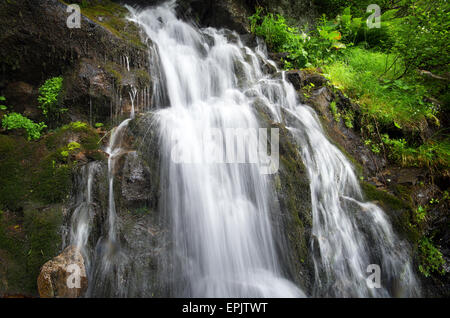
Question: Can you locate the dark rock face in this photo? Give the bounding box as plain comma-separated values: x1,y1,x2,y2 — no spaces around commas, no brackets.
249,0,319,28
273,124,314,293
0,0,151,123
253,94,314,294
118,0,254,33
181,0,253,33
3,82,37,115
120,151,153,206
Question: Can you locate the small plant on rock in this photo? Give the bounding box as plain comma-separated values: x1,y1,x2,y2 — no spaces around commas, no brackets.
38,76,66,125
2,112,47,141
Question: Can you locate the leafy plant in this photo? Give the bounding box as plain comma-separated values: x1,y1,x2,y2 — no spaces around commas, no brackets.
38,77,66,124
2,113,47,141
329,101,341,123
414,205,427,223
418,237,446,277
250,8,309,68
0,96,7,111
67,142,81,151
69,121,88,131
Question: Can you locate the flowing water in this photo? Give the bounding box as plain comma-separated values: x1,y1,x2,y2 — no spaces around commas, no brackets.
128,2,304,298
67,0,419,298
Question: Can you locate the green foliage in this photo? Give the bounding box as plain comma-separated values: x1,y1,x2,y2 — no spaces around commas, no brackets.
414,205,427,223
0,96,7,111
343,110,354,128
324,48,436,128
95,122,104,128
383,0,449,75
2,112,47,141
382,134,450,169
418,237,446,277
250,8,309,68
69,121,88,131
249,5,448,172
329,101,341,123
38,76,65,125
67,141,81,151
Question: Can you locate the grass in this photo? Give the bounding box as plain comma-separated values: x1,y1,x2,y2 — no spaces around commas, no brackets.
324,47,437,130
323,47,449,170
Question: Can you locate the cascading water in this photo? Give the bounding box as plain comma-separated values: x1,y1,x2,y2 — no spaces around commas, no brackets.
68,162,100,271
284,105,419,297
66,0,420,298
126,0,419,298
128,2,304,298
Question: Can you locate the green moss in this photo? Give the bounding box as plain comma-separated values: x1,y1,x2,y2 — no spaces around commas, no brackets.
32,158,72,204
418,237,446,277
0,135,45,210
134,69,151,87
361,182,410,211
65,0,144,48
361,181,420,243
0,205,62,295
105,62,124,85
45,122,100,151
276,123,312,263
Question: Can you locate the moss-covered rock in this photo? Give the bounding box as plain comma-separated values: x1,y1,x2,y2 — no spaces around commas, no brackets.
0,120,104,296
0,204,63,296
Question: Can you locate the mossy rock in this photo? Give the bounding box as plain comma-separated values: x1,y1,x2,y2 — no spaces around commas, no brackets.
361,181,420,243
0,204,63,296
64,0,146,49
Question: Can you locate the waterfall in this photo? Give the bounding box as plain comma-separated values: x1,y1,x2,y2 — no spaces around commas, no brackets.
285,105,419,297
68,162,100,271
126,0,419,298
128,3,304,298
65,0,420,298
129,86,138,119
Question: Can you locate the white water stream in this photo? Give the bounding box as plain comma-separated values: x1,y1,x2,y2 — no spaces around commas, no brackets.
68,0,419,298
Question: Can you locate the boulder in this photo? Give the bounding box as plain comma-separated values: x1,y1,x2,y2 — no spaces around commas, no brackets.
286,70,305,90
37,246,87,298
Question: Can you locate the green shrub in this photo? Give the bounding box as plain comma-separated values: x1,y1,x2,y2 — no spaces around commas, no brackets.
250,8,309,68
2,113,47,141
38,76,66,124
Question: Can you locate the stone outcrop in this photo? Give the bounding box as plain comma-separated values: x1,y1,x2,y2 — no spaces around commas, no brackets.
0,0,151,124
37,246,88,298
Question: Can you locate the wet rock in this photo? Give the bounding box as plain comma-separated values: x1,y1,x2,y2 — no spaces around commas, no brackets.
286,70,305,90
301,74,385,176
3,81,39,117
176,0,252,34
37,246,87,298
304,73,328,88
268,52,289,66
121,151,154,207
